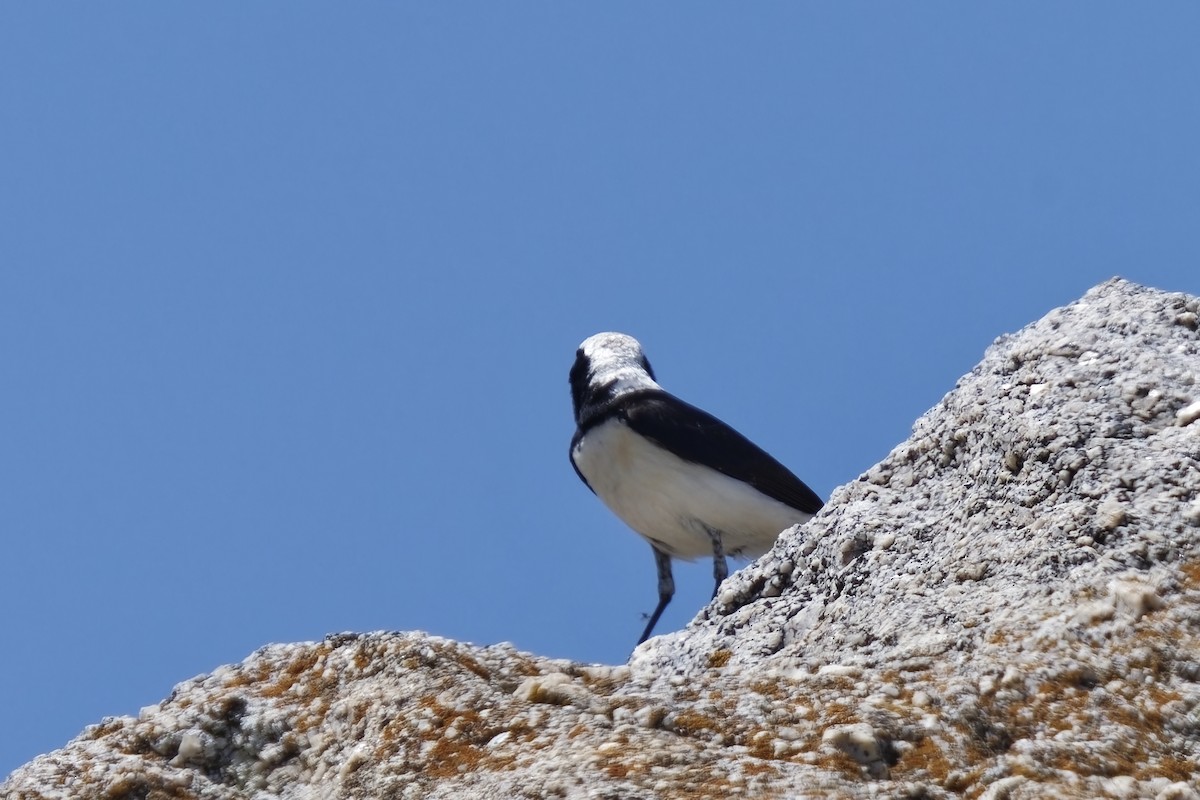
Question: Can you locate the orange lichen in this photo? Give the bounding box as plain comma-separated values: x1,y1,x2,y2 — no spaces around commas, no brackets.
260,643,333,699
707,649,732,668
893,735,955,783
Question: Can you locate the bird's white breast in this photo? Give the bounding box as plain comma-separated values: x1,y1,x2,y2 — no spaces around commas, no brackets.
571,417,812,560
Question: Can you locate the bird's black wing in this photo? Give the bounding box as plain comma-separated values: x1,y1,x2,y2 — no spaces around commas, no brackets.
621,392,824,515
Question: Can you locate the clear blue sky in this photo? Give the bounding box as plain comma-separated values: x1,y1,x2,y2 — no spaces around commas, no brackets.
3,4,1198,777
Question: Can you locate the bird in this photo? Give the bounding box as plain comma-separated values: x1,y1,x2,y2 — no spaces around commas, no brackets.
568,332,823,645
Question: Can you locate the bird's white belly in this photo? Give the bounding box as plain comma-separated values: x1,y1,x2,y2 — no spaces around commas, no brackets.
572,418,811,560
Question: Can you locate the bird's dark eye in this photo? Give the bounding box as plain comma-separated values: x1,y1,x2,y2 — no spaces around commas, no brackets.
569,351,592,415
569,351,588,384
641,356,656,381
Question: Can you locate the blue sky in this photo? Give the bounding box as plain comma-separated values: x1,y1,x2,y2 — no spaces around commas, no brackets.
3,4,1198,777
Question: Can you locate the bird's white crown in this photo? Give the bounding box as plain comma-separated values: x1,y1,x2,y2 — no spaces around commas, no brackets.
578,332,660,396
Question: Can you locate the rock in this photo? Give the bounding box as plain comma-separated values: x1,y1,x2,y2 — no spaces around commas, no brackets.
5,278,1200,799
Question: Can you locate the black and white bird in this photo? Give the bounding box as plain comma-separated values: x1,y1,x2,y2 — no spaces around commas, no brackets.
569,332,823,645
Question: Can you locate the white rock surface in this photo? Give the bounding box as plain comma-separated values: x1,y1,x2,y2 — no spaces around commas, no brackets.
5,278,1200,799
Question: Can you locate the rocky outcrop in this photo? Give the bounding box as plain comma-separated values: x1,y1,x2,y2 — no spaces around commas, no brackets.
6,278,1200,799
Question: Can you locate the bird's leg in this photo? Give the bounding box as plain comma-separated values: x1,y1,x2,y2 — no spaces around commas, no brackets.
706,526,727,599
638,546,674,645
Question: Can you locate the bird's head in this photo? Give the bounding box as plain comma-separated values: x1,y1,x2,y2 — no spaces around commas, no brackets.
570,332,660,425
